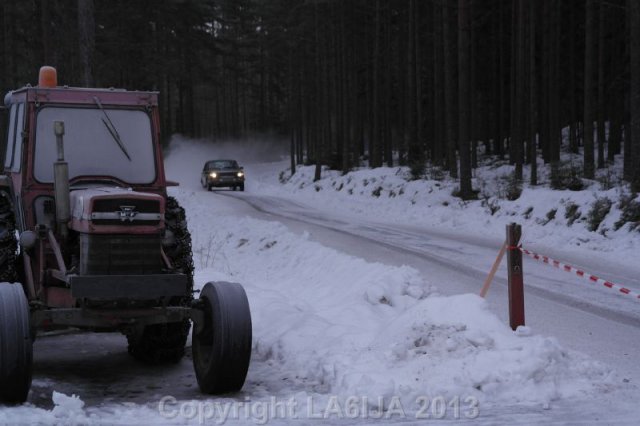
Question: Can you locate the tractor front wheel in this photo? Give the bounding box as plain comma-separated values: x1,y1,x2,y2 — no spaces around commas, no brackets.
192,281,252,394
0,283,33,403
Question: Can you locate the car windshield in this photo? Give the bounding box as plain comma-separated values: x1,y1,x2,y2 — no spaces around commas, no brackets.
34,106,156,183
207,160,238,169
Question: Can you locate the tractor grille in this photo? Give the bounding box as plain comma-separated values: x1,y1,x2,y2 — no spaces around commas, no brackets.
79,234,162,275
91,198,161,226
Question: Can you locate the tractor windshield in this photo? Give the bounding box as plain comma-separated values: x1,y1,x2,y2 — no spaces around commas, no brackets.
34,106,156,184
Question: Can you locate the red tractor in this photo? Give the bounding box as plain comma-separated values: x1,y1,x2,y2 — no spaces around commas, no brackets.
0,67,252,403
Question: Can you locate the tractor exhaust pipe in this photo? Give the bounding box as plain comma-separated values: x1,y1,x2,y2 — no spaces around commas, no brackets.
53,121,70,239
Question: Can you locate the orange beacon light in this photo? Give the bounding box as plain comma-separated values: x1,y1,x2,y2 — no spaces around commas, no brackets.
38,66,57,88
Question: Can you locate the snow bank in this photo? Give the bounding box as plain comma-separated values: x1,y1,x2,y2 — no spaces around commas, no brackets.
177,186,616,413
0,391,164,425
249,161,639,266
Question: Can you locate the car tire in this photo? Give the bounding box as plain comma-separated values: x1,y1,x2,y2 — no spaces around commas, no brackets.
192,281,252,394
0,283,33,403
239,184,245,192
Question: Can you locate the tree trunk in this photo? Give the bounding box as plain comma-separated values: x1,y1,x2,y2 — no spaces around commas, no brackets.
540,0,550,162
568,4,579,154
608,8,625,162
288,43,296,176
40,0,54,68
509,0,517,167
511,0,525,180
548,0,560,165
628,0,640,188
77,0,94,87
497,4,507,158
443,1,458,178
314,2,322,181
529,0,537,185
384,6,393,167
584,0,597,179
415,2,425,171
597,0,606,169
458,0,472,197
407,0,422,176
432,0,445,165
371,0,382,168
469,0,478,169
342,2,352,173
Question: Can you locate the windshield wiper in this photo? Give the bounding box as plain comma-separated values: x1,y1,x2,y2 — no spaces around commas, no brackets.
93,96,132,161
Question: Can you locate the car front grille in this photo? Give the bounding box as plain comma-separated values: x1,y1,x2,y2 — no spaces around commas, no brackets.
216,172,238,178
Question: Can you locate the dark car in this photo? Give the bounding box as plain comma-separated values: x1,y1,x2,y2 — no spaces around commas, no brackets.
201,159,245,191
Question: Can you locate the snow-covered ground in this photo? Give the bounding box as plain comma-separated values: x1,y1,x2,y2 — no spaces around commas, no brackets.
250,156,639,269
2,137,638,424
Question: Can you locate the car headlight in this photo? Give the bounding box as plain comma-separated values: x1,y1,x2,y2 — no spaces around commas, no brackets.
209,172,217,178
237,172,244,177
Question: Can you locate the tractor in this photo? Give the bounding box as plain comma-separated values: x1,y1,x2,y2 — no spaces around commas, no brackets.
0,67,252,403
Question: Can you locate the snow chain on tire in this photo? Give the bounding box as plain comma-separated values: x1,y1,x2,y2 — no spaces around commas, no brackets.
164,196,194,300
0,192,18,283
126,196,194,364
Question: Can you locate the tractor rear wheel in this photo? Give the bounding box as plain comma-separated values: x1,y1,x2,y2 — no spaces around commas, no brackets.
192,281,252,394
0,283,33,403
0,192,18,283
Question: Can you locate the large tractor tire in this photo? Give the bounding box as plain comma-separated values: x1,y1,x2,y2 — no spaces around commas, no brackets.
127,197,193,364
163,196,194,300
0,192,18,283
0,283,33,403
192,281,252,394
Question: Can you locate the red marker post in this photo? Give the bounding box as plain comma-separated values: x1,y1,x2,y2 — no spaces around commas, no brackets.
506,223,525,330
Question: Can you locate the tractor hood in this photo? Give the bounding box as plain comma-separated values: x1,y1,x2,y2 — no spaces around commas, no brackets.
69,187,165,234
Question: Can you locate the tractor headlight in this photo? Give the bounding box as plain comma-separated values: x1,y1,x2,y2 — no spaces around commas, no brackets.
19,231,37,251
209,172,217,178
237,172,244,177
